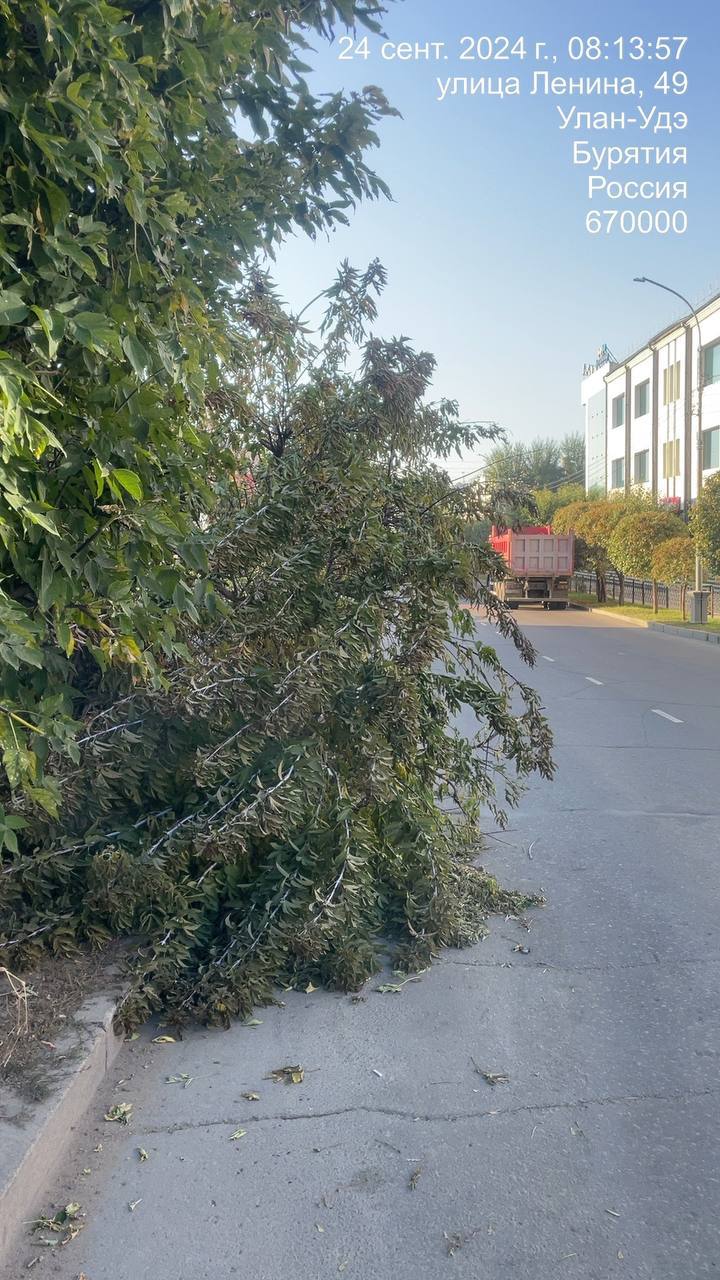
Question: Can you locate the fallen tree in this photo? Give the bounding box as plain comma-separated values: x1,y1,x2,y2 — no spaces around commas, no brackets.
1,273,552,1024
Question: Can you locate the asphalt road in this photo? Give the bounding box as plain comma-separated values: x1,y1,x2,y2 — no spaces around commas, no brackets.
16,608,720,1280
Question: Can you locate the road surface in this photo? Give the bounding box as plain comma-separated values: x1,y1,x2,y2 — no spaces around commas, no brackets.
16,608,720,1280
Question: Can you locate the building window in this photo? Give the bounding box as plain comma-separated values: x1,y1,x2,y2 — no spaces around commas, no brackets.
634,380,650,418
662,439,681,478
611,457,625,490
662,361,681,405
633,449,649,484
611,393,625,428
703,341,720,387
702,425,720,470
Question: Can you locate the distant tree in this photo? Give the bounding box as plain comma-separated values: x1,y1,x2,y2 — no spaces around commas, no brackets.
609,510,689,613
652,537,697,619
483,441,542,490
534,483,587,524
691,472,720,576
558,432,586,483
484,434,586,496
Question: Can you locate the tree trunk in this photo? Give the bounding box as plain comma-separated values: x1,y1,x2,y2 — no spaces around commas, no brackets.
681,583,686,620
618,572,625,606
596,573,607,603
652,580,658,614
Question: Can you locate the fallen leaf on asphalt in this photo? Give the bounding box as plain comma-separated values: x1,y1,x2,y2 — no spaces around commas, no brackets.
512,945,530,955
338,1261,349,1273
241,1092,260,1102
128,1200,142,1212
375,974,422,994
350,995,367,1004
605,1209,621,1218
305,982,318,994
267,1064,304,1085
104,1102,132,1124
125,1032,140,1041
408,1166,422,1190
618,1250,625,1260
229,1127,247,1140
137,1148,149,1162
30,1204,85,1248
166,1073,193,1087
372,1068,383,1078
315,1223,324,1232
152,1035,176,1044
94,1144,103,1152
25,1258,41,1270
242,1018,263,1027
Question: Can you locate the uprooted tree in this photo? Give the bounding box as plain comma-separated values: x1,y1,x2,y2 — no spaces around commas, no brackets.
0,0,553,1024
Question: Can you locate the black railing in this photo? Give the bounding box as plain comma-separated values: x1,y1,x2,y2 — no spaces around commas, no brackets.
573,570,720,617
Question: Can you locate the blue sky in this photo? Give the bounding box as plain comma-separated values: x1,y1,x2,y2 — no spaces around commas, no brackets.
273,0,719,474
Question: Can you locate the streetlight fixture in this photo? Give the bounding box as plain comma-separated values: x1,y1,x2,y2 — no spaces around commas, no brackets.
633,275,708,623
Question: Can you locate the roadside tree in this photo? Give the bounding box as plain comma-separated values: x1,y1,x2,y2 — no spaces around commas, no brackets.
651,537,697,619
0,0,394,804
609,511,689,613
691,472,720,576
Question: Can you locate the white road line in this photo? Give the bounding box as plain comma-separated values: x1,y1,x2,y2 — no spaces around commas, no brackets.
542,656,555,662
585,676,604,685
651,708,684,724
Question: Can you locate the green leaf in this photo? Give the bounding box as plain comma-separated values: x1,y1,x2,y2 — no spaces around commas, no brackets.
24,504,62,537
0,291,28,325
71,312,116,351
122,335,150,378
112,469,143,501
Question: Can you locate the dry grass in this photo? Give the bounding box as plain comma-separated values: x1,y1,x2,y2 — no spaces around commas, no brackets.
0,967,32,1070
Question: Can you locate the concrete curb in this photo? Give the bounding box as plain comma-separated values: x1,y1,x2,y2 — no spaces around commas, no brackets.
0,990,124,1268
649,620,720,644
571,601,720,645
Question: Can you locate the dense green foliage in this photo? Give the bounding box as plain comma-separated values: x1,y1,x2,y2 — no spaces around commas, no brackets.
1,275,552,1022
691,472,720,575
0,0,394,805
651,537,696,617
533,482,586,525
608,510,689,581
554,492,655,603
609,509,689,612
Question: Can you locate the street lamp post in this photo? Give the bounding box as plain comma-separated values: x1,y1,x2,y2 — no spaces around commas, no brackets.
633,276,708,623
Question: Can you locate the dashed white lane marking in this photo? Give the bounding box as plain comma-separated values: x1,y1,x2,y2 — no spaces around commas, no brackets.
651,708,684,724
542,656,555,662
585,676,604,685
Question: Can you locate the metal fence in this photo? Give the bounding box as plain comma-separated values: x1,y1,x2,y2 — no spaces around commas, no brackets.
572,570,720,617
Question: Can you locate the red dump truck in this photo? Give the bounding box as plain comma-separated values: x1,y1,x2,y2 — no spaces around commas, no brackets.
490,525,575,610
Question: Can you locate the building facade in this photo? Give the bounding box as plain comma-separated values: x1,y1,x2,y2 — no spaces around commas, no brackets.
581,291,720,507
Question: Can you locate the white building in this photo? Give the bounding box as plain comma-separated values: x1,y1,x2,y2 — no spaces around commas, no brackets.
581,290,720,507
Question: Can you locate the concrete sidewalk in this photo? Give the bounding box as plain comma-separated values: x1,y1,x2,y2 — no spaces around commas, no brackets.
7,609,720,1278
